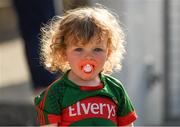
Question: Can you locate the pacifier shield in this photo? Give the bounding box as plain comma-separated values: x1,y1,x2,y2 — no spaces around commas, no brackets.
79,60,96,77
83,64,93,73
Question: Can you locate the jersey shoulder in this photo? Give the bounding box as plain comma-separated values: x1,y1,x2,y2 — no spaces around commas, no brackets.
103,74,124,90
34,76,66,106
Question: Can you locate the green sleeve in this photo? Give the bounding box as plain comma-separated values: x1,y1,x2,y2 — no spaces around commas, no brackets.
117,86,135,116
34,84,62,125
105,75,137,125
116,86,137,125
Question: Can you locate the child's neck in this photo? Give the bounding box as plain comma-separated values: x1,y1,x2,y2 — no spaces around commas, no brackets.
68,70,101,87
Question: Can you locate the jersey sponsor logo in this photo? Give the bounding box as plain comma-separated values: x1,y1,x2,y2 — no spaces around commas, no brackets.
69,101,116,118
62,97,117,124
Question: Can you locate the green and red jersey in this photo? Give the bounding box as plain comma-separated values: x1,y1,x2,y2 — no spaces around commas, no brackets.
34,71,137,126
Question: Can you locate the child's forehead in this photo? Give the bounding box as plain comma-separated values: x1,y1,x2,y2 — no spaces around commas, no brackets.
67,34,108,46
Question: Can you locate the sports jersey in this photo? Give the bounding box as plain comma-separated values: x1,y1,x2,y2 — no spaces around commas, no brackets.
34,71,137,126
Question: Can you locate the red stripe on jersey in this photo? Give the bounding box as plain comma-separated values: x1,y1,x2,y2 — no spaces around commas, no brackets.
36,81,58,125
80,83,104,91
36,106,46,125
48,114,61,124
61,97,117,126
118,111,138,126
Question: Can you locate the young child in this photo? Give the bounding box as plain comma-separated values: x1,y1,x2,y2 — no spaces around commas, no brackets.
34,5,138,126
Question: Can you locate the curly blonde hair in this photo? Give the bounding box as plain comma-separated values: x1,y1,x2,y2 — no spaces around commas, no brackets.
40,5,126,74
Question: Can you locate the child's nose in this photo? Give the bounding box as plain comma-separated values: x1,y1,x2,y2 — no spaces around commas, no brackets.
84,51,93,60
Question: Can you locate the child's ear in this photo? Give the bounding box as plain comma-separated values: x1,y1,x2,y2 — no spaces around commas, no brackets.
106,38,112,58
63,51,68,61
61,49,67,61
107,48,112,58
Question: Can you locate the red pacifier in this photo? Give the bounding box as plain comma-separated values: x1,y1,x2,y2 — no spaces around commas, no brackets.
78,60,97,78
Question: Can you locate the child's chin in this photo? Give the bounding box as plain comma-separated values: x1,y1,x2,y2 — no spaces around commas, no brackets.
81,73,94,80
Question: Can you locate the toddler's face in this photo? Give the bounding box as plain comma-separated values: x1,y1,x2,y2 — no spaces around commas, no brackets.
65,36,109,81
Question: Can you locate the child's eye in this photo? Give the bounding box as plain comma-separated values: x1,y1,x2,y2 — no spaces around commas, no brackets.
94,48,103,52
74,48,83,52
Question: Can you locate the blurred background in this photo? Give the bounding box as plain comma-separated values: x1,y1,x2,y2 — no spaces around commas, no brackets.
0,0,180,126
